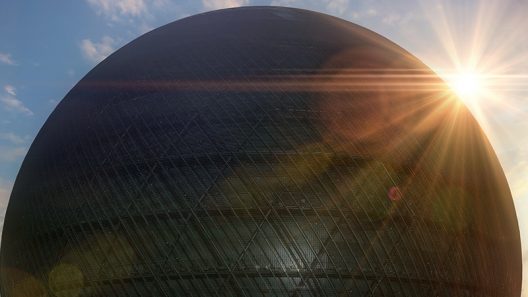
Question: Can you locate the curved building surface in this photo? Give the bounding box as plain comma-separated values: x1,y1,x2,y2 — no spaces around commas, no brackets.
0,6,521,297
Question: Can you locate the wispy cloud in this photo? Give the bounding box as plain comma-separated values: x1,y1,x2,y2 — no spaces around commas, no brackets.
0,146,27,162
0,85,33,116
382,13,401,25
351,8,378,20
0,52,15,65
0,96,33,115
85,0,182,35
270,0,296,6
4,85,15,96
270,0,350,16
0,132,27,145
80,36,116,64
202,0,248,11
381,11,415,26
86,0,147,21
325,0,349,16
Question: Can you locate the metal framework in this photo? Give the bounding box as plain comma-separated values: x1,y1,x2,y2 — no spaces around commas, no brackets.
0,6,520,297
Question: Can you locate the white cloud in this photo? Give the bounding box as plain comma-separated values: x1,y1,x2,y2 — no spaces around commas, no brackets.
0,146,27,162
80,36,116,64
270,0,351,16
1,85,33,116
116,0,146,16
85,0,178,35
0,96,33,115
202,0,248,11
86,0,147,20
382,13,401,25
4,85,15,96
350,7,380,20
325,0,349,16
366,8,377,17
0,132,27,145
0,52,15,65
382,11,415,26
270,0,298,5
49,98,59,106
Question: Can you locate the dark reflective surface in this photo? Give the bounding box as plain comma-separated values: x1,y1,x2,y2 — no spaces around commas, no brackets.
0,6,521,297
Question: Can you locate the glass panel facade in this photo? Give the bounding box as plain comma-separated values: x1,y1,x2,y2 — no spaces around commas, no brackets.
0,6,520,297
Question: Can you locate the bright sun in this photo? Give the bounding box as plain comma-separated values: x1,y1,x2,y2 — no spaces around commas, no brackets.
452,71,481,97
444,69,487,104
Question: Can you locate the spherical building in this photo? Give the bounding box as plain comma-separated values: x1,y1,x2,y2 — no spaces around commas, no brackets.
0,6,521,297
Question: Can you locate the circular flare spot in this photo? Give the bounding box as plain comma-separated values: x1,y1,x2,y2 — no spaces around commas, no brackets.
388,186,402,201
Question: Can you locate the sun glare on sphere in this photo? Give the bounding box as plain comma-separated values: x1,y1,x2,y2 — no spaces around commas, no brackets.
452,72,481,97
443,69,489,105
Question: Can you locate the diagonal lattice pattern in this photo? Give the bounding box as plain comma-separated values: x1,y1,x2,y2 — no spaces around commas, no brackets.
1,6,521,297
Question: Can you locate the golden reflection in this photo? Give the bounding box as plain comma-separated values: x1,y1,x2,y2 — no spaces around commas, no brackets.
2,268,47,297
429,186,471,232
48,263,84,297
221,142,403,221
46,232,136,296
12,276,46,297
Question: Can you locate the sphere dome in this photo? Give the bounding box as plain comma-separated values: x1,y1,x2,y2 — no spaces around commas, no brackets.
1,6,521,297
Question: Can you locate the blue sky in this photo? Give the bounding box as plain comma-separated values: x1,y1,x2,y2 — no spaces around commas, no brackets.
1,0,527,293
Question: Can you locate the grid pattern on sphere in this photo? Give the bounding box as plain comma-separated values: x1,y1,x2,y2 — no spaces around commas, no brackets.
0,6,519,297
3,91,482,297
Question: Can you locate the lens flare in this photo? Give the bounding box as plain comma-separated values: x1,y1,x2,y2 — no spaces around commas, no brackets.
450,71,482,97
440,68,488,106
